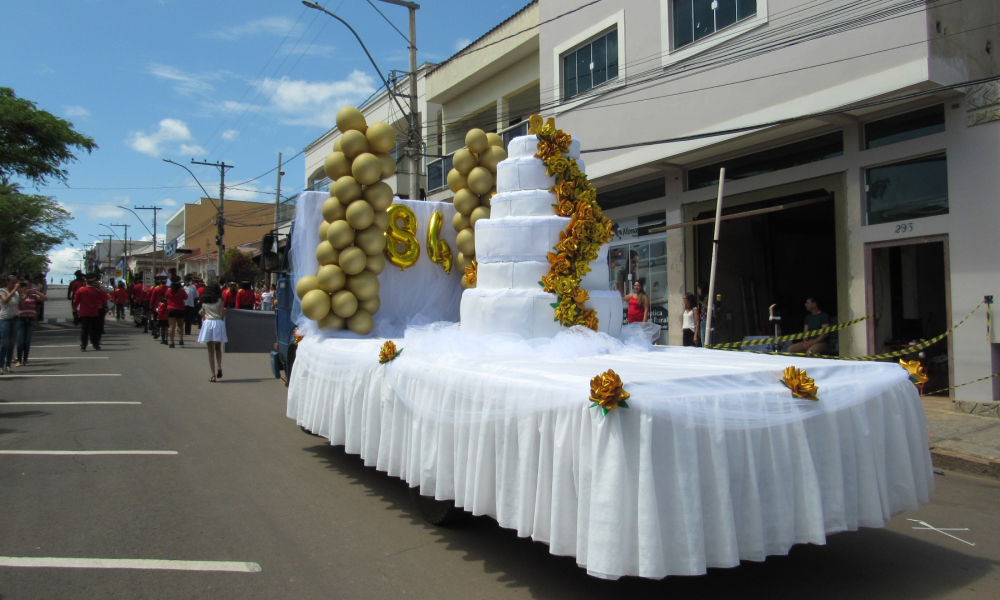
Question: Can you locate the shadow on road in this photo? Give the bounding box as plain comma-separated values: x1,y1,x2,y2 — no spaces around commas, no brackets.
0,410,52,419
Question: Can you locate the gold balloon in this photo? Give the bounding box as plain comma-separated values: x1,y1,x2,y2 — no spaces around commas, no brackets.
376,152,396,179
453,188,479,216
426,210,453,274
351,153,382,186
447,168,467,193
455,252,472,274
316,241,340,266
340,129,369,159
452,211,470,232
301,289,332,321
324,152,351,181
322,196,346,222
365,121,396,154
465,128,489,154
452,148,478,175
345,199,375,230
486,132,504,148
363,181,394,211
478,146,507,172
333,137,343,153
347,309,374,335
470,206,491,227
347,270,380,301
359,295,381,315
456,228,476,257
372,208,390,232
296,275,319,300
317,264,346,293
356,224,387,256
339,246,367,276
365,252,386,275
467,166,494,195
479,193,492,208
331,289,358,319
319,220,329,241
383,204,419,270
317,313,345,331
336,106,368,134
327,220,355,249
334,176,362,203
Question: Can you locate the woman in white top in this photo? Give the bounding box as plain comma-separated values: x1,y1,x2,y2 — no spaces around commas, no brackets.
0,275,22,374
198,283,228,382
682,292,700,347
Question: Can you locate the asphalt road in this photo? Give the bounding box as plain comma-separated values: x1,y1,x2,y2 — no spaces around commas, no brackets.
1,293,999,599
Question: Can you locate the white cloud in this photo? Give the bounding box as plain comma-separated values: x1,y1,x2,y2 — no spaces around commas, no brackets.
126,119,195,157
211,16,301,41
161,199,178,207
147,64,219,96
178,144,207,157
220,181,273,202
280,42,337,58
454,38,472,52
35,64,55,76
254,71,377,127
47,247,85,280
221,129,240,140
65,106,90,118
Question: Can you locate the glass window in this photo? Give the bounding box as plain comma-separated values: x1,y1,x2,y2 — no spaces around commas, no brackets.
673,0,757,49
563,55,577,98
562,29,619,100
608,235,669,330
864,105,945,150
687,132,843,190
597,178,666,211
865,153,949,225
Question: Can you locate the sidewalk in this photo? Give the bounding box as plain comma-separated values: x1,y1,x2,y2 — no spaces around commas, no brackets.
924,396,1000,479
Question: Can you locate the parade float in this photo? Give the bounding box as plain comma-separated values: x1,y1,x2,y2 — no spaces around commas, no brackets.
285,108,933,580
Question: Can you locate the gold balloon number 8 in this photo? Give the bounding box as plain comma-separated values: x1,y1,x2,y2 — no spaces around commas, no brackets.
383,204,420,270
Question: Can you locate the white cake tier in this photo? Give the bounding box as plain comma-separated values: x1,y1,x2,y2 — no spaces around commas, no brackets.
506,134,581,160
496,157,586,194
461,288,623,340
474,216,568,260
477,254,610,291
490,189,558,218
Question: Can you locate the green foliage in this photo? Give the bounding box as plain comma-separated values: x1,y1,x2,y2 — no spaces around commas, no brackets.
222,248,256,282
0,183,75,274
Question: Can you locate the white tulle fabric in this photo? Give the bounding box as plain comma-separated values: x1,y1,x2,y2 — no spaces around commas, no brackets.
290,192,462,339
288,325,932,579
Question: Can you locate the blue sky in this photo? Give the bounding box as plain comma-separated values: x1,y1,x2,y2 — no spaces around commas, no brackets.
3,0,519,282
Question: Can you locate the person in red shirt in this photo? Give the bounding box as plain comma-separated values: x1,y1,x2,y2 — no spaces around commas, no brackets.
67,271,87,325
156,282,170,345
235,281,256,310
130,279,144,316
112,282,129,321
222,282,238,309
147,277,166,341
73,274,109,351
164,276,188,348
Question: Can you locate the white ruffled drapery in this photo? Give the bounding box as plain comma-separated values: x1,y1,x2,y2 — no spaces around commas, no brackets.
287,325,933,580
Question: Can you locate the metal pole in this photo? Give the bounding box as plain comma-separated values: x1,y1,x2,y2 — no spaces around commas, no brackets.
407,5,419,200
704,168,725,348
274,152,283,287
218,164,226,280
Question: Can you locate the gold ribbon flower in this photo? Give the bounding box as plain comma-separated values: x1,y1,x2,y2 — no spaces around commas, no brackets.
292,328,304,345
462,260,478,288
781,366,819,400
379,340,402,364
900,360,928,388
589,369,631,416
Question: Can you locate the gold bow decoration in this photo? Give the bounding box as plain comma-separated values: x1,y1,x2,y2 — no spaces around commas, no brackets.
781,366,819,401
462,260,478,289
589,369,631,416
379,340,403,364
900,359,928,390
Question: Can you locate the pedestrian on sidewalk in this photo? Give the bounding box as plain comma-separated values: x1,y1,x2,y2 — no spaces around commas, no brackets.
165,276,188,348
183,275,199,336
0,275,22,374
261,284,274,312
74,274,109,351
16,279,47,366
34,275,48,321
198,283,227,382
112,282,128,320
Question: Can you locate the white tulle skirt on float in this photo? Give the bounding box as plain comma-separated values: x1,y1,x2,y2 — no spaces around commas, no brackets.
198,319,227,343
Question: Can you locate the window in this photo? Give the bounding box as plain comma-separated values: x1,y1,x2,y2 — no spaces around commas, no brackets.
864,105,945,150
597,178,666,211
673,0,757,49
311,177,332,192
563,29,619,100
865,153,949,225
687,132,843,190
426,153,453,192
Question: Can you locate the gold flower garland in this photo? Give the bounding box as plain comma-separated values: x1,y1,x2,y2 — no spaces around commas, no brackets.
379,340,402,364
530,115,613,330
781,366,819,401
899,359,928,392
462,260,478,288
589,369,631,415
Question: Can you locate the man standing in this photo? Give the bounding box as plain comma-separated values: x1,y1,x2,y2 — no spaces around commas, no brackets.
787,296,831,355
147,276,166,339
67,271,86,326
74,274,109,351
183,275,199,336
130,277,144,317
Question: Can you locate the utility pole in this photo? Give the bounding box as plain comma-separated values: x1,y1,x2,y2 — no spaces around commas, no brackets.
134,206,162,277
273,152,284,287
377,0,421,199
192,160,234,281
111,223,130,281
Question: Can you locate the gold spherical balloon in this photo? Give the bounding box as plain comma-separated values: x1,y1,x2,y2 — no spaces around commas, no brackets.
453,188,479,216
316,241,340,266
340,129,369,159
324,152,351,181
376,152,396,179
465,128,489,155
347,309,374,335
479,192,493,207
365,252,386,275
447,168,467,193
331,289,358,319
365,121,396,154
334,176,362,203
322,196,346,223
333,137,343,153
319,220,329,241
326,220,355,249
316,264,346,293
452,148,478,175
346,270,380,301
486,132,504,148
478,146,507,172
359,295,380,315
363,181,393,211
345,199,375,230
452,211,470,232
470,206,491,226
336,106,368,134
456,252,472,274
338,246,367,276
467,166,494,195
296,275,319,300
351,153,382,186
317,313,345,331
301,289,332,321
355,224,386,255
372,208,390,232
456,228,476,257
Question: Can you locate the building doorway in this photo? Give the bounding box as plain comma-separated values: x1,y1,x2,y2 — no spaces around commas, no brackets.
866,237,951,394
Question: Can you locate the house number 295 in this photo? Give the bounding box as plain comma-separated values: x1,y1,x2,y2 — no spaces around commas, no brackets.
894,222,914,234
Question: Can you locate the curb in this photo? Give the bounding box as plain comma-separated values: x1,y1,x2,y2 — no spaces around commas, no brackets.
930,447,1000,479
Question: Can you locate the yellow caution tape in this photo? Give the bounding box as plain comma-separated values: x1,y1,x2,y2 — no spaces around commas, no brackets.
709,314,872,349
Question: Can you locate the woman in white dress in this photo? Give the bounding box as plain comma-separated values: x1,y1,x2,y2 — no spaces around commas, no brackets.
198,283,227,382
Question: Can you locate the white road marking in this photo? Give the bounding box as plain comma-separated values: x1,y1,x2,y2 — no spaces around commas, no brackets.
30,345,86,348
0,450,176,455
907,519,976,546
0,557,261,572
22,357,110,360
1,374,121,378
1,402,141,405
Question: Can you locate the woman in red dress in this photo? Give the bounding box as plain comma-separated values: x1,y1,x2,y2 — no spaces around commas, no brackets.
625,280,649,324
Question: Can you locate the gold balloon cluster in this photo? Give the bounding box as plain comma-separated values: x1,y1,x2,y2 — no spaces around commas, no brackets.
296,106,397,335
447,128,507,288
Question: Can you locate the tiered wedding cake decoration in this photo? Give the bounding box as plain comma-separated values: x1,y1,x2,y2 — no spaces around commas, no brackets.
461,116,622,339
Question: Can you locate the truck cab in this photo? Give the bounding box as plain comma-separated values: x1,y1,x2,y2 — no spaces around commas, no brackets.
269,224,297,385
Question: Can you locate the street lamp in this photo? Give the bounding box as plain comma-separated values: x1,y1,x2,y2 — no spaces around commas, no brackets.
163,158,224,280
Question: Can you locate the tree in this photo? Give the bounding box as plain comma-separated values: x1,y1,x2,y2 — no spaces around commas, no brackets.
0,183,75,274
222,248,259,282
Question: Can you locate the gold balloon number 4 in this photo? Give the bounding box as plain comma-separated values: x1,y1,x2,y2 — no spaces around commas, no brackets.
382,205,454,274
427,211,453,274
